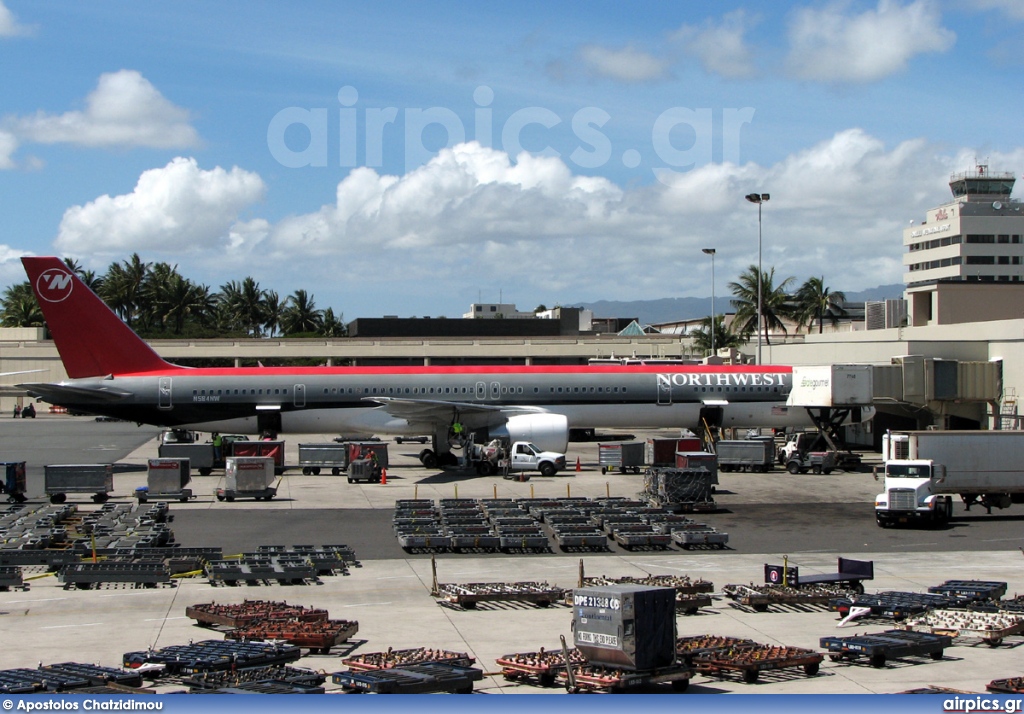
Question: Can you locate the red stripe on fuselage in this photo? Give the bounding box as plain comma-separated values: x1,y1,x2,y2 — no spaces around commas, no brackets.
118,364,795,378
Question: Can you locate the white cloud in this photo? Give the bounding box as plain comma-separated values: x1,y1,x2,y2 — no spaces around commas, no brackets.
786,0,955,83
974,0,1024,20
0,1,31,37
578,45,670,83
0,131,17,169
9,70,199,148
56,157,264,254
673,10,757,79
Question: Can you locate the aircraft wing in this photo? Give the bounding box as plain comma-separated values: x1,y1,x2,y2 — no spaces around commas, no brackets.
18,382,134,403
364,397,546,428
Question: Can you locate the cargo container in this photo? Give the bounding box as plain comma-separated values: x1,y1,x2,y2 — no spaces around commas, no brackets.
230,440,286,473
217,457,277,502
347,442,389,470
675,451,718,485
645,437,702,467
298,443,349,475
572,585,677,671
789,364,874,407
598,442,645,474
44,463,113,504
137,458,193,503
875,430,1024,527
716,439,774,472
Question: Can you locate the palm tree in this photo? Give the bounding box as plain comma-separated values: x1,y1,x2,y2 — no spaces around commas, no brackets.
220,277,267,337
691,315,747,356
319,307,346,337
0,282,44,327
140,262,184,331
99,253,150,328
794,276,847,334
281,289,322,335
728,265,795,347
263,290,282,338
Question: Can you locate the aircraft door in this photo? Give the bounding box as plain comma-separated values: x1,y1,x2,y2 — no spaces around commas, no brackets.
158,377,172,410
657,376,672,405
476,382,486,400
294,384,306,408
490,381,500,400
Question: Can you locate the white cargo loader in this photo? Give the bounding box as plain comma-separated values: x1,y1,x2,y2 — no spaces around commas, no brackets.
874,430,1024,527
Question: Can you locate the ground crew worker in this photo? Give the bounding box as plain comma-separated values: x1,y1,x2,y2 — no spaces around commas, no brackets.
212,432,223,462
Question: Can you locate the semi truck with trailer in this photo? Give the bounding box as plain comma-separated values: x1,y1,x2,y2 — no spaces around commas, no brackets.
874,430,1024,527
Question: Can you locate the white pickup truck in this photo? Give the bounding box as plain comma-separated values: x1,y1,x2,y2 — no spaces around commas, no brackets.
470,439,566,478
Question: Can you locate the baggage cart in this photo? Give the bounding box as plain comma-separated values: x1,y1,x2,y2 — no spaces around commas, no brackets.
226,619,360,654
0,461,27,503
694,644,823,683
347,441,389,469
332,663,482,694
900,609,1024,646
764,557,874,593
558,662,693,693
230,440,286,473
820,630,952,667
216,457,277,502
297,443,348,475
158,442,216,475
434,581,565,609
44,463,113,504
598,442,645,474
136,458,193,503
671,527,729,549
341,647,475,671
928,580,1008,602
497,647,588,687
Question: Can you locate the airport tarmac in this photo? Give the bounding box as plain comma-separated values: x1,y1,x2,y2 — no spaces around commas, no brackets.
2,416,1024,694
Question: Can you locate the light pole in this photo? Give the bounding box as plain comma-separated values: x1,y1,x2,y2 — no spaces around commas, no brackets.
744,193,770,365
701,248,716,357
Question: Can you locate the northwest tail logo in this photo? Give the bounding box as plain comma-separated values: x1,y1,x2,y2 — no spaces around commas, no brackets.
36,267,74,303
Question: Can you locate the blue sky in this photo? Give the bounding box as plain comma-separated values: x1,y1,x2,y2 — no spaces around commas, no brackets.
1,0,1023,319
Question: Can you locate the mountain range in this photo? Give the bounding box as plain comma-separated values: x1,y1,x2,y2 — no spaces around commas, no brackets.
572,285,904,325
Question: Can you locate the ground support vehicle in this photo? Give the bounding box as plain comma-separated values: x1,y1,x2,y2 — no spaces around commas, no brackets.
158,442,216,475
928,580,1007,602
670,525,729,550
216,457,277,502
764,557,874,594
876,430,1024,527
785,450,836,474
331,663,482,694
136,458,193,503
598,441,645,474
716,439,774,472
298,443,348,475
0,461,26,503
44,463,113,504
694,644,823,683
900,609,1024,646
468,439,565,478
987,678,1024,694
347,458,382,484
497,647,588,688
226,619,359,655
820,630,951,667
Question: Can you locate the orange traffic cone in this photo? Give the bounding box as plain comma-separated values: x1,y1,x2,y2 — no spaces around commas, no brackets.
381,468,387,485
575,457,581,472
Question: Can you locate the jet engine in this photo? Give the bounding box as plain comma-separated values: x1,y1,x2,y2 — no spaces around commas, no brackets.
491,413,569,454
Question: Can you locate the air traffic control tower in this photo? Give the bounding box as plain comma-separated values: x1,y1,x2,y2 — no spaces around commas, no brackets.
903,165,1024,288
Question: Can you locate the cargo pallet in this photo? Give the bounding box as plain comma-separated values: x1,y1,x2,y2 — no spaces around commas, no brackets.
58,562,172,589
434,580,565,609
123,640,302,674
226,619,359,654
675,635,758,664
695,645,823,683
724,583,847,612
497,647,589,687
0,668,90,692
928,580,1008,602
551,525,608,550
332,662,483,694
987,677,1024,694
341,648,475,671
830,591,956,620
186,600,329,628
609,525,673,550
205,558,318,585
671,527,729,549
183,665,325,691
41,662,145,688
254,544,356,573
900,609,1024,646
820,630,952,667
558,662,693,693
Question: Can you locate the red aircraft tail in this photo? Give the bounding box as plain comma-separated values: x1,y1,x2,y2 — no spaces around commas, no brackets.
22,256,176,379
